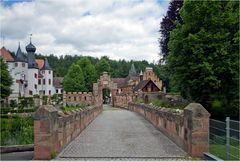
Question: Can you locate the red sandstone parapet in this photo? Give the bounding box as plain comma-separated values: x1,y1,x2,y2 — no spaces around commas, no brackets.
128,102,210,157
33,105,102,160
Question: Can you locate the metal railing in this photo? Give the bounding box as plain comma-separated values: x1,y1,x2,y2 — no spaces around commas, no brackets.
209,117,240,161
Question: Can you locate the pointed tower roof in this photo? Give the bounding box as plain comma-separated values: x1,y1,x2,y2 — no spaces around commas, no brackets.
129,63,137,76
15,42,27,62
42,58,52,70
140,70,143,75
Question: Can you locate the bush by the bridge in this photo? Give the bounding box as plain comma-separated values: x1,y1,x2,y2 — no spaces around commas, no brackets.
0,116,33,146
63,103,87,112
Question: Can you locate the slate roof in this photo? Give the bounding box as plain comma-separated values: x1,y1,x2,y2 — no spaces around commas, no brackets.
26,42,36,53
112,78,126,88
15,44,27,62
133,80,149,92
53,77,64,88
42,58,52,70
26,42,38,69
0,47,14,62
129,63,138,76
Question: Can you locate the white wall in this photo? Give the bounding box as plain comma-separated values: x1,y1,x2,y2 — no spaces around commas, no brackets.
41,69,55,96
27,68,39,96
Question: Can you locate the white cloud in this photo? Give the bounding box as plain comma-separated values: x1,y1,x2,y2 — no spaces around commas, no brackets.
0,0,169,62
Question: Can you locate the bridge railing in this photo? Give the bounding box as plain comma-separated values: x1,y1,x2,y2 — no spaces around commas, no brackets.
33,105,102,160
128,102,210,157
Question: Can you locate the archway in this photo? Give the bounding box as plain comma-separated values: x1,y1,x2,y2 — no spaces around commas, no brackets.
93,72,117,107
102,88,111,104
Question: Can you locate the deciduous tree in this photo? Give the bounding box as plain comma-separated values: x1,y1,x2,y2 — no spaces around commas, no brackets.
167,0,239,117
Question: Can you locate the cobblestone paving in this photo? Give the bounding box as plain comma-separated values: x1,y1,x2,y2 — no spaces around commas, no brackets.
55,105,186,160
53,158,192,161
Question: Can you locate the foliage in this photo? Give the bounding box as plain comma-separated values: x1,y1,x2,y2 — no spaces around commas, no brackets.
63,64,86,92
18,97,34,109
0,56,13,99
51,94,63,105
96,57,111,77
167,0,239,118
150,99,188,109
0,116,33,145
51,151,57,159
134,98,144,104
76,57,97,92
0,108,36,115
159,0,183,64
9,100,17,108
63,104,87,112
42,95,48,105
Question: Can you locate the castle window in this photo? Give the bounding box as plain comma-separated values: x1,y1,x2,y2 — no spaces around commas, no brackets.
22,63,25,67
149,72,150,76
49,79,51,85
42,70,45,74
15,63,18,67
38,79,41,85
74,97,76,101
35,84,37,89
34,73,37,78
49,90,51,95
49,71,51,74
29,90,33,95
84,96,87,101
56,89,58,93
43,90,45,95
43,79,46,85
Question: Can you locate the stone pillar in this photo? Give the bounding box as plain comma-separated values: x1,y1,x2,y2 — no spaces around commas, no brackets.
33,105,58,160
183,103,210,157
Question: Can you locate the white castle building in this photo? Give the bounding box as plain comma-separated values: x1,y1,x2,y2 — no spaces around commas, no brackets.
1,40,57,102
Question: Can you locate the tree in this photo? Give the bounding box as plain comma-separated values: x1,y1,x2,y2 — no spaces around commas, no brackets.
95,58,111,77
0,57,13,99
167,1,239,117
159,0,183,64
63,63,86,92
77,57,97,92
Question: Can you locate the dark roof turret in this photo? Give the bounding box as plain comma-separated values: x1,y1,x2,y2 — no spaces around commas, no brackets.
42,58,52,70
15,42,27,62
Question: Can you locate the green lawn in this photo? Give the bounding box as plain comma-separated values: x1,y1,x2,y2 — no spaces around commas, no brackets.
209,143,240,160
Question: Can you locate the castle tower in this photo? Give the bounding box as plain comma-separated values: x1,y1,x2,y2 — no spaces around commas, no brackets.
26,39,39,96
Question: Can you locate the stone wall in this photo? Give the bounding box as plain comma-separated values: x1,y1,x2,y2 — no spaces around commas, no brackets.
128,102,210,157
63,92,93,106
114,94,134,108
33,105,102,160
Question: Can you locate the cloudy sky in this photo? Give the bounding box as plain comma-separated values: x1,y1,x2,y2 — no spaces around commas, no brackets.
0,0,169,62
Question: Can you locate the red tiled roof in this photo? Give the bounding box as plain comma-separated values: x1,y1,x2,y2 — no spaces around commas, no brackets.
53,77,64,88
0,47,14,62
36,59,44,69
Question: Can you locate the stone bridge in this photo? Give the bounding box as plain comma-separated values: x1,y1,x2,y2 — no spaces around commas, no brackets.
33,73,210,160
